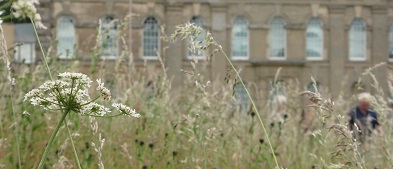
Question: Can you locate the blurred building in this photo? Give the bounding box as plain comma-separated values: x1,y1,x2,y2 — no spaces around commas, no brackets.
3,0,393,106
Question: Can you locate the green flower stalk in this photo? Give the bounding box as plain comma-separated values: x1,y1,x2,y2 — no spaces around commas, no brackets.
24,72,140,168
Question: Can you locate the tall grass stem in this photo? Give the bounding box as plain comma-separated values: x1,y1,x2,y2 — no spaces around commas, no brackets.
219,49,279,167
0,25,22,169
37,111,69,169
10,94,21,169
64,118,82,169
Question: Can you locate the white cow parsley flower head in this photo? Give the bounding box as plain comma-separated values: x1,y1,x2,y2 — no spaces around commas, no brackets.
24,72,140,118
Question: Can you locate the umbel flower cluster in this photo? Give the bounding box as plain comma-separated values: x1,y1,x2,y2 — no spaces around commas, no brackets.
0,0,46,29
24,72,140,118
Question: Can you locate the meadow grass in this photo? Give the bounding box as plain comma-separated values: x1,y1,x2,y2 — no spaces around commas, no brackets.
1,13,393,169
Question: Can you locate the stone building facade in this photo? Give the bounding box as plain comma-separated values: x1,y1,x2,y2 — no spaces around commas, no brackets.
5,0,393,102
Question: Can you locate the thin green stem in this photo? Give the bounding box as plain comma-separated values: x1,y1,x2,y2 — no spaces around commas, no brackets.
36,95,62,106
10,93,22,169
0,22,22,169
31,19,53,80
203,140,207,169
37,111,69,169
219,48,279,167
80,96,100,106
64,118,82,169
171,156,175,169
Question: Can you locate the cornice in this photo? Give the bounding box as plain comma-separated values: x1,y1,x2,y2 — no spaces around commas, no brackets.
328,4,346,14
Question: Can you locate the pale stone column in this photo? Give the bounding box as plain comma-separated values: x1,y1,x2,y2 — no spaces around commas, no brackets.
165,5,183,88
328,5,346,98
210,5,227,83
371,6,388,94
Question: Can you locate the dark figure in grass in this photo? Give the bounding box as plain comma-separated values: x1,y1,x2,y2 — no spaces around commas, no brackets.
348,92,383,142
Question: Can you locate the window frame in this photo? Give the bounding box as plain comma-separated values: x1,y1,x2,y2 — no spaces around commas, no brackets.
269,17,287,60
231,16,249,60
306,18,324,61
349,18,367,61
142,16,160,60
56,16,76,59
100,16,119,60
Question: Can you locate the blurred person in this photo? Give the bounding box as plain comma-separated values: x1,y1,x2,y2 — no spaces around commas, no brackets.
348,92,382,142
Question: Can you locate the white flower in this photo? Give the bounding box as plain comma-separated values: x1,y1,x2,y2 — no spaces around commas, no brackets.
34,20,47,29
12,0,47,29
39,80,69,91
24,88,42,101
58,72,92,88
96,79,111,101
80,102,111,116
24,72,139,120
24,73,94,111
112,103,140,118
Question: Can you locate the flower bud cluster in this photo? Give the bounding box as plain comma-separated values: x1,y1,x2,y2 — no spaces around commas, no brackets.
11,0,47,29
96,79,111,101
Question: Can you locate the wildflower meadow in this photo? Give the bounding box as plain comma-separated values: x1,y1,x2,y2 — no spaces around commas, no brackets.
1,0,393,169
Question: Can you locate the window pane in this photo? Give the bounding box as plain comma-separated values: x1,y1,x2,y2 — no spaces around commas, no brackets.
232,16,249,58
57,16,75,59
14,24,36,64
188,16,205,57
15,43,35,64
101,16,118,58
143,17,159,57
269,17,286,58
349,19,366,60
306,18,323,59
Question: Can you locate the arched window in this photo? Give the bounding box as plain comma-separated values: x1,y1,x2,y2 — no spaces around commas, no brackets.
143,17,159,58
349,19,366,61
232,82,251,114
188,16,205,59
388,23,393,60
269,17,286,59
101,16,119,59
232,16,249,59
57,16,75,59
306,18,323,60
